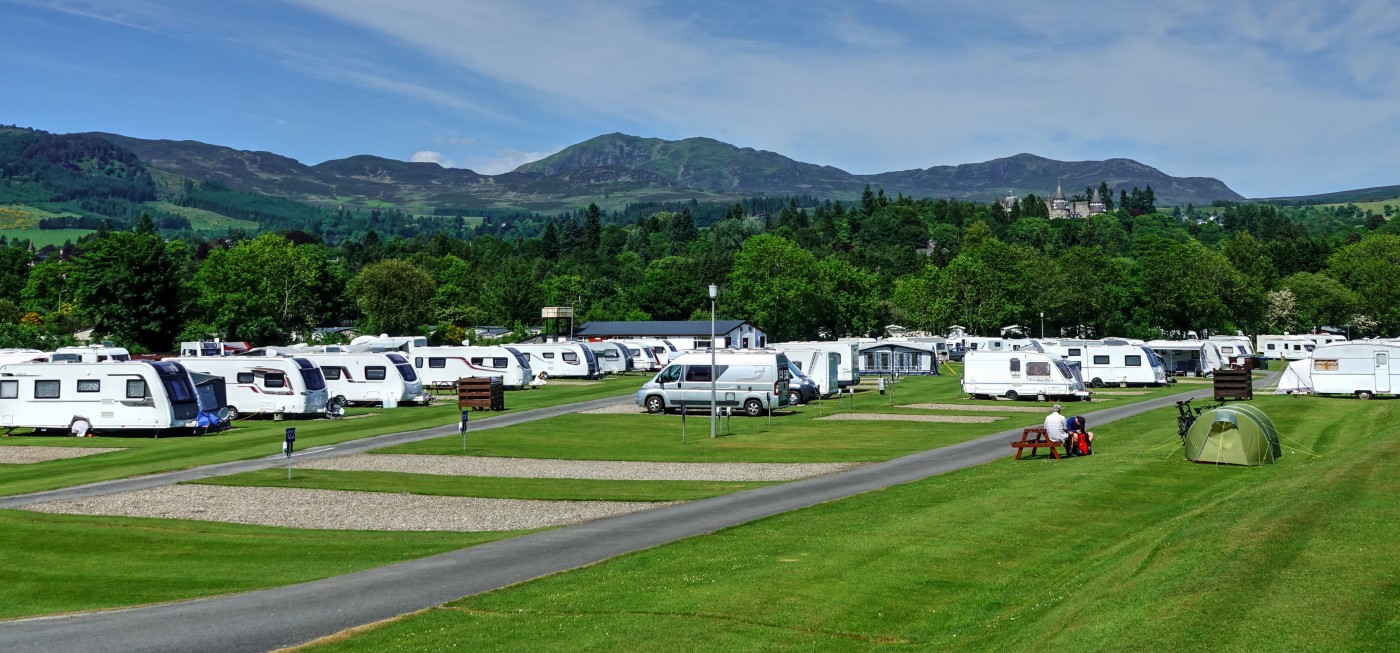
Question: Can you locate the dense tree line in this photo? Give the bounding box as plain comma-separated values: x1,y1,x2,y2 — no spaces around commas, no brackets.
1,183,1398,353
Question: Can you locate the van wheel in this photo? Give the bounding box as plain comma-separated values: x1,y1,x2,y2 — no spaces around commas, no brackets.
1357,390,1374,400
226,406,240,421
644,395,665,413
788,390,801,406
1005,391,1019,401
744,398,764,417
1090,378,1104,388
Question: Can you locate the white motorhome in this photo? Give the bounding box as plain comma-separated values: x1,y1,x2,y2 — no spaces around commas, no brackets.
774,341,860,388
1309,342,1400,399
1037,341,1168,387
169,356,329,419
0,360,204,434
585,341,633,375
293,352,428,406
50,344,131,363
1256,335,1315,361
508,343,601,379
1146,340,1226,376
177,341,251,357
957,336,1008,352
636,350,792,416
961,350,1090,401
0,349,47,366
410,346,533,389
348,335,429,353
776,347,839,395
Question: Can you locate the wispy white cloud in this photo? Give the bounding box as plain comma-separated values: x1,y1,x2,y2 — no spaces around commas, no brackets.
463,147,560,175
409,150,452,167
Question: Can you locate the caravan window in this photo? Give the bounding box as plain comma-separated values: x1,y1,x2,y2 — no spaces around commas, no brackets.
265,372,286,388
1026,362,1050,376
0,380,16,399
35,380,60,398
542,352,555,359
1009,358,1021,372
415,357,424,368
237,372,254,384
429,358,446,368
1093,355,1110,365
1267,343,1276,350
322,367,342,381
126,379,147,398
1220,346,1234,355
562,351,579,364
77,379,100,393
1125,355,1142,367
366,366,387,381
1068,348,1082,357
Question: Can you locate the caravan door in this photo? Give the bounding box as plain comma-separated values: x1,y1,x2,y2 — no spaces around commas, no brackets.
1377,352,1391,393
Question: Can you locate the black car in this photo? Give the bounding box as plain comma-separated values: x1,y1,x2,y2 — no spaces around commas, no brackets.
947,346,968,362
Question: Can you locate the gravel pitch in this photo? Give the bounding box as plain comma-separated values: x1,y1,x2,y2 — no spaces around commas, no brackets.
302,454,862,481
1090,390,1150,395
26,485,671,532
900,403,1049,413
816,413,1004,423
0,446,124,464
581,403,648,415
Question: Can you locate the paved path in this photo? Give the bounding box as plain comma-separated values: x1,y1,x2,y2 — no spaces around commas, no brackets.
0,384,1248,652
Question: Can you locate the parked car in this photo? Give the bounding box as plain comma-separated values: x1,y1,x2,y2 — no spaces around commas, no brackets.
947,346,968,362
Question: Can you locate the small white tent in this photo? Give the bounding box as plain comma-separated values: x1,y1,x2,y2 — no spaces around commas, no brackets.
1275,358,1313,395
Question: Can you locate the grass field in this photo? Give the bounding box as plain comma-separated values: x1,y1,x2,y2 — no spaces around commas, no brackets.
145,201,260,232
300,393,1400,652
0,228,94,247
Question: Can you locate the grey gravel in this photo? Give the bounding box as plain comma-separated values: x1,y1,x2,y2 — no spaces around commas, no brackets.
301,454,863,481
0,446,124,464
26,485,671,532
900,402,1050,413
817,413,1004,423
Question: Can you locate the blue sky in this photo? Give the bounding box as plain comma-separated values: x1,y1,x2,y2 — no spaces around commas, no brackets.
2,0,1397,198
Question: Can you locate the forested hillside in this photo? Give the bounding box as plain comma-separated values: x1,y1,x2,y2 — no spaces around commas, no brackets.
1,179,1396,353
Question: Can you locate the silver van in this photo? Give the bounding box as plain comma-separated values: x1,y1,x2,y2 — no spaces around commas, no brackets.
636,351,791,416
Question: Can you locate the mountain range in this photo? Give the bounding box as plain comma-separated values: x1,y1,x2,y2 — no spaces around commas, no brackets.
95,131,1245,212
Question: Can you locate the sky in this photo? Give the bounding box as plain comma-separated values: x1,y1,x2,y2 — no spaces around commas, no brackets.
2,0,1398,199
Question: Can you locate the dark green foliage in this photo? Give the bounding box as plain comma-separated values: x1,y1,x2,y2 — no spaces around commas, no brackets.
69,231,184,350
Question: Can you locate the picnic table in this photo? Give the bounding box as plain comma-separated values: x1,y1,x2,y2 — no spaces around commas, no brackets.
1010,426,1064,460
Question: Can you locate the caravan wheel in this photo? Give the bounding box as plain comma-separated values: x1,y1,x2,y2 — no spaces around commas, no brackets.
1357,390,1375,400
1005,391,1020,401
226,406,240,421
1090,378,1104,388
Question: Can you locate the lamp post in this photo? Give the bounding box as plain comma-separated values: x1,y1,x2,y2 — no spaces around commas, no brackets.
1039,312,1044,339
709,284,718,438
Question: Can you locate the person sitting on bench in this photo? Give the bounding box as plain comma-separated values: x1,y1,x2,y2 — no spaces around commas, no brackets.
1043,404,1068,449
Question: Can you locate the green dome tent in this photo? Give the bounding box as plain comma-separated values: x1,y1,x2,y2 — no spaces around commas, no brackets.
1184,406,1282,466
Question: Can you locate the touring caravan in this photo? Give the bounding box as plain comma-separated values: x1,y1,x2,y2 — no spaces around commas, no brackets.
410,346,533,389
177,341,251,357
1310,342,1400,399
1146,340,1226,376
294,352,429,406
777,347,839,395
633,339,681,364
1038,341,1167,387
348,335,429,353
1256,335,1314,361
51,344,131,362
773,341,860,388
0,349,48,366
508,343,601,379
0,360,204,434
613,341,661,372
961,350,1090,401
585,341,633,375
636,350,792,416
169,356,329,419
1305,333,1347,348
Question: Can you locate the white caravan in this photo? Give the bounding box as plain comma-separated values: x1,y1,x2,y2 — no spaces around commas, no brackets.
1309,342,1400,399
177,341,251,357
961,350,1090,401
585,341,633,375
169,356,329,419
1037,341,1167,387
776,347,839,395
410,346,533,389
1256,335,1315,361
294,352,428,406
1305,333,1347,348
508,343,601,379
348,335,429,353
50,344,131,362
1145,340,1226,376
0,349,47,366
613,341,661,372
0,360,203,434
1208,335,1257,360
632,339,680,364
774,341,860,388
636,350,792,416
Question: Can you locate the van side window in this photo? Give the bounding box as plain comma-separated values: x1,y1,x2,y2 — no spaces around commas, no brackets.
1093,355,1110,365
1125,355,1142,367
685,365,715,382
35,380,60,398
1026,362,1050,376
265,373,286,388
322,367,342,381
1267,344,1275,350
77,379,101,393
429,358,446,368
415,357,424,368
0,379,16,399
1009,358,1021,373
562,351,579,364
237,372,255,384
126,379,147,398
366,366,387,381
657,366,682,384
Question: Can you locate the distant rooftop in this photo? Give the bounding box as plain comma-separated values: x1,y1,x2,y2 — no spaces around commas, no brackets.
576,320,756,338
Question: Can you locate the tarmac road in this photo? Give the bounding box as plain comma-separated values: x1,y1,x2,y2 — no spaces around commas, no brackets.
0,382,1243,653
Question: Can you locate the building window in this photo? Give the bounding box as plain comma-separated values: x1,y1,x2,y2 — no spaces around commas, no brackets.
77,379,101,393
35,380,60,399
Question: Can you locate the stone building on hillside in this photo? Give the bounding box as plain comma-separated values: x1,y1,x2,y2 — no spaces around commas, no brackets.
1001,183,1109,219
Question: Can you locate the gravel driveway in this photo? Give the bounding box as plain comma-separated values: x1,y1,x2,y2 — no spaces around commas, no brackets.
302,454,863,481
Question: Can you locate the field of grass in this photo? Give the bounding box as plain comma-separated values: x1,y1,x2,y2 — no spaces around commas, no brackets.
0,228,94,248
145,201,260,232
303,394,1400,652
0,376,644,497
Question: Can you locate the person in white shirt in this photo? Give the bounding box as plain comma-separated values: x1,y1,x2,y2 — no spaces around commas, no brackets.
1043,404,1068,444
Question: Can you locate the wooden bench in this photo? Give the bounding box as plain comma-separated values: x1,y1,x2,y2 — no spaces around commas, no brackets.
1011,426,1063,460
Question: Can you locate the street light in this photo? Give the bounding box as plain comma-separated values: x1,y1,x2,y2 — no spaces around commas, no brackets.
709,284,718,439
1040,312,1044,339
